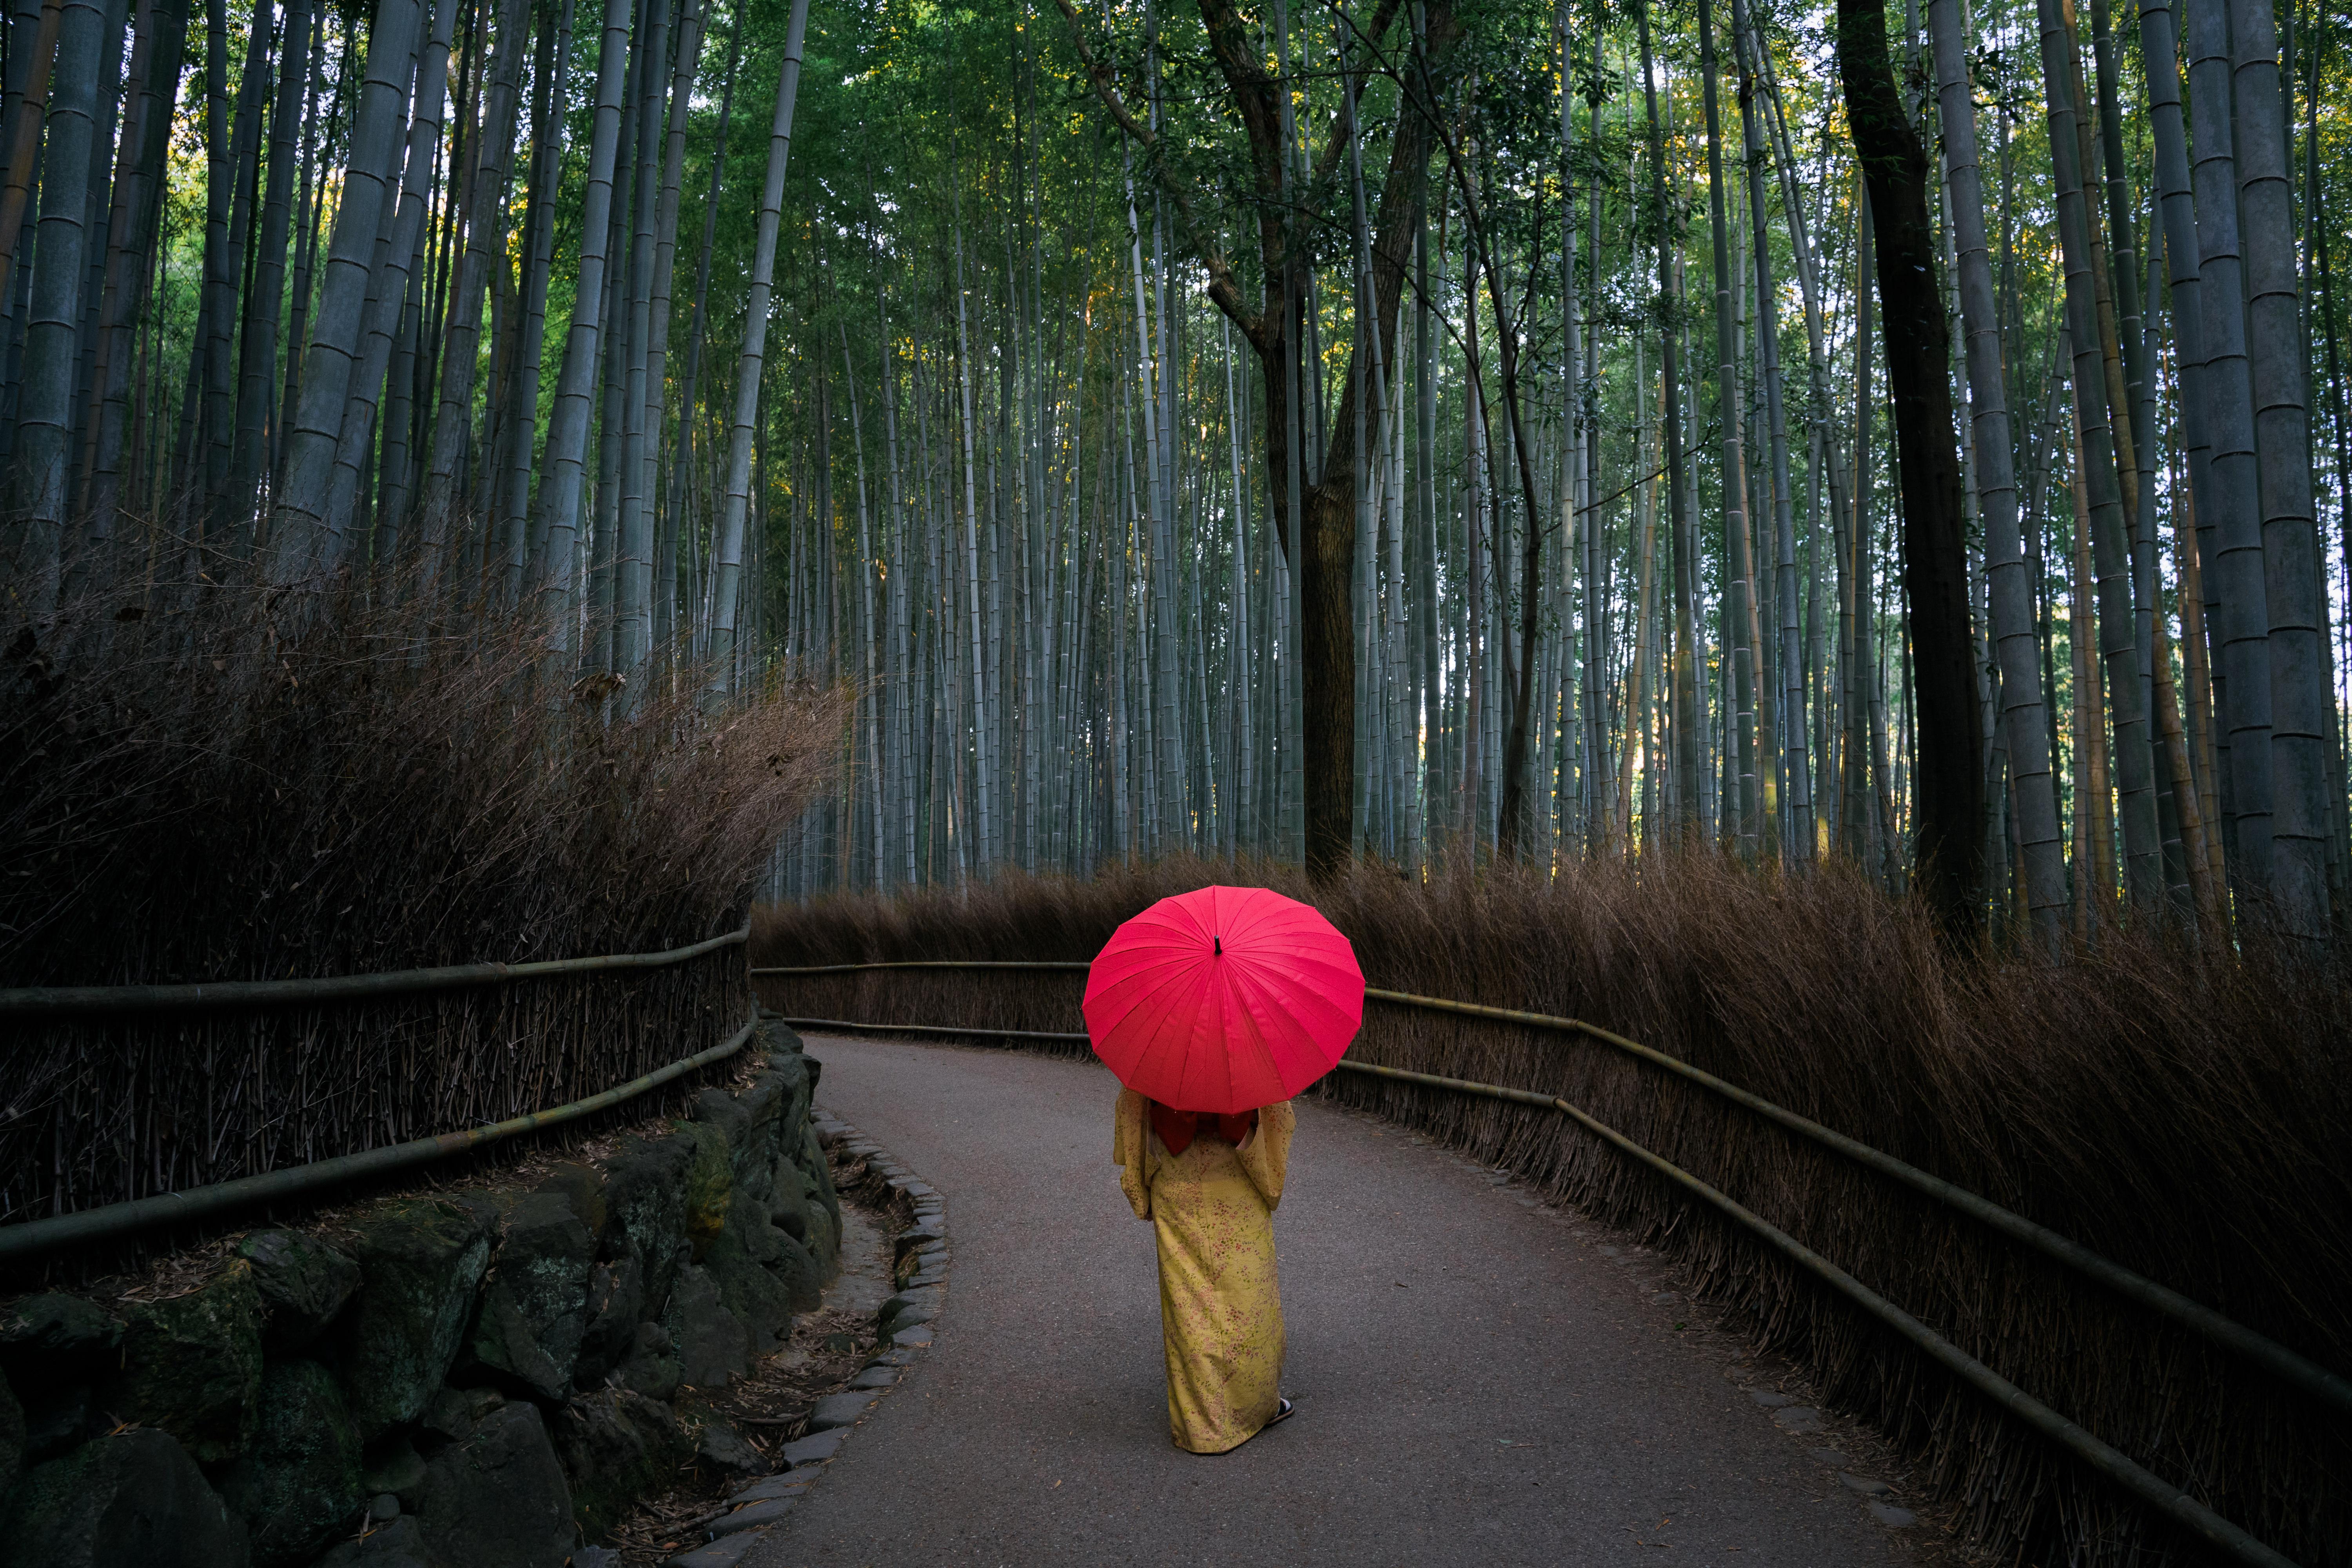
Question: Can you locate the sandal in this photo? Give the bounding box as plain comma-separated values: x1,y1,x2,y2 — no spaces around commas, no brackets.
1266,1397,1296,1428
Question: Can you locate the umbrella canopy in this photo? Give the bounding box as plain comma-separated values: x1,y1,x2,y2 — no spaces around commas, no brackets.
1083,886,1365,1114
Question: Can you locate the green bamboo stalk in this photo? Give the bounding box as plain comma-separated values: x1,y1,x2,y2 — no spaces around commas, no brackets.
706,0,809,693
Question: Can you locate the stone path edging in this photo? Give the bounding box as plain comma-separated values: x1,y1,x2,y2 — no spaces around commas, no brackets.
663,1112,948,1566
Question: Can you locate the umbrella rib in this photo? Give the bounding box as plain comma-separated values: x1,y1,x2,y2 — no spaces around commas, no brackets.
1083,887,1367,1113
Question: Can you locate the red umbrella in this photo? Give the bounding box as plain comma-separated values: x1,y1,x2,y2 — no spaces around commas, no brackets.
1083,885,1365,1114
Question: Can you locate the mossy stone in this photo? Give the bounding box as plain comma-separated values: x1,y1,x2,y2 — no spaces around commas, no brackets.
18,1383,103,1466
772,1040,811,1112
0,1427,249,1568
553,1388,689,1544
216,1359,364,1568
795,1123,843,1282
110,1262,264,1464
358,1433,428,1509
797,1122,840,1229
339,1200,492,1439
659,1265,747,1390
410,1402,575,1568
532,1163,608,1242
768,1155,811,1243
700,1210,793,1355
460,1192,595,1402
690,1087,750,1153
704,1071,788,1206
571,1256,646,1387
803,1200,840,1280
730,1192,820,1315
609,1322,679,1403
600,1134,693,1314
421,1383,506,1443
676,1122,735,1259
769,1227,825,1316
0,1295,123,1399
237,1231,361,1351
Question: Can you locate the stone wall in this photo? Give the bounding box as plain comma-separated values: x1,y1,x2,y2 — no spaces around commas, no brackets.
0,1018,837,1568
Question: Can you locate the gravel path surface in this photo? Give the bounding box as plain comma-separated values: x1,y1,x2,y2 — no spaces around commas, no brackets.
744,1037,1916,1568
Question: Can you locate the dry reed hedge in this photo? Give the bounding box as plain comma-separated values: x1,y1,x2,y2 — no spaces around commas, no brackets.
752,856,2352,1568
0,576,844,1233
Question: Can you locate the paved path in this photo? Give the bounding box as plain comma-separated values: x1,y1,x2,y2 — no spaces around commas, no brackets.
746,1038,1917,1568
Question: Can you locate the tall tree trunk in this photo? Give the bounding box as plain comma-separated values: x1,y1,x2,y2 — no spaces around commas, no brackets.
2038,0,2164,913
2135,0,2233,903
1931,0,2065,942
320,0,454,559
505,0,569,598
2230,0,2333,938
2070,438,2119,914
230,0,309,523
608,0,668,678
641,0,702,658
274,9,325,479
81,0,188,547
704,0,808,692
1734,0,1810,864
12,0,103,606
665,0,738,637
418,0,529,568
1122,143,1175,854
1621,343,1662,850
0,0,65,330
1635,0,1699,842
203,1,269,542
1700,0,1758,860
1843,188,1876,865
1839,0,1983,936
1060,0,1455,874
2086,0,2152,534
2182,0,2275,892
531,0,637,644
270,0,428,580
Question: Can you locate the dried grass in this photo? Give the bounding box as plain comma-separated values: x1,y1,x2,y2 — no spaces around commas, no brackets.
751,853,2352,1567
0,573,845,1240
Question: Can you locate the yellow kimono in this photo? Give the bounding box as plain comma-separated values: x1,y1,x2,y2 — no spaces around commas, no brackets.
1113,1087,1297,1454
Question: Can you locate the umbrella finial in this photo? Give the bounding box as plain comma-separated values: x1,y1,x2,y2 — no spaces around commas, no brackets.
1214,935,1222,956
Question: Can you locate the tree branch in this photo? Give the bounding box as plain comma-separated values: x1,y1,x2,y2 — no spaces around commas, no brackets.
1051,0,1265,348
1310,0,1407,189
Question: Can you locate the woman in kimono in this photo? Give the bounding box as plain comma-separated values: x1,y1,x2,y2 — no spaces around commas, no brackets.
1113,1088,1298,1454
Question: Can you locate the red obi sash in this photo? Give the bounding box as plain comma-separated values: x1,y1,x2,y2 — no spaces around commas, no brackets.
1148,1101,1257,1156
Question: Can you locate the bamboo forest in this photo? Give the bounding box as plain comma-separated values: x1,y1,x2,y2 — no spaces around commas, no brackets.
4,0,2351,950
9,1,2352,1561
